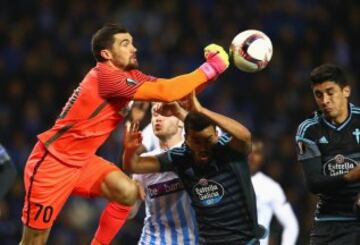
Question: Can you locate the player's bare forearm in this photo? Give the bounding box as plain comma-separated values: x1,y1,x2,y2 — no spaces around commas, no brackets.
199,107,251,154
122,147,161,173
185,91,251,153
154,102,188,121
122,145,145,173
343,164,360,183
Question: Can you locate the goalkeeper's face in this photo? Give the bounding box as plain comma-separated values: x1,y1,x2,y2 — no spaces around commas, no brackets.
108,33,139,70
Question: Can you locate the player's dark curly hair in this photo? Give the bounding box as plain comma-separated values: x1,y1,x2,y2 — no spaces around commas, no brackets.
310,64,348,87
184,112,216,134
91,23,128,62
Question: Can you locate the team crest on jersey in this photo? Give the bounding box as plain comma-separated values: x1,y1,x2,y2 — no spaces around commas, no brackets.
192,179,224,206
126,78,138,86
322,154,359,176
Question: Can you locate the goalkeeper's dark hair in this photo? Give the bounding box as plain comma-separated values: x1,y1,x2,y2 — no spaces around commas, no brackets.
184,112,216,134
91,23,128,62
310,64,348,88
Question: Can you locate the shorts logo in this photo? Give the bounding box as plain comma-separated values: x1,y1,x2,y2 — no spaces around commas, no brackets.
323,154,359,176
126,78,138,86
192,179,224,206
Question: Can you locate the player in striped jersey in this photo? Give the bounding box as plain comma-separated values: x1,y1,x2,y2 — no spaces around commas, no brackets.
123,92,265,244
92,101,198,245
295,64,360,244
133,102,198,245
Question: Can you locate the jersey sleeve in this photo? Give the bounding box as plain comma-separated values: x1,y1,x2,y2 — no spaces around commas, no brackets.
97,66,156,99
270,182,287,209
267,181,299,245
156,152,175,172
156,146,188,172
295,119,321,161
0,144,11,166
216,133,233,148
215,133,249,161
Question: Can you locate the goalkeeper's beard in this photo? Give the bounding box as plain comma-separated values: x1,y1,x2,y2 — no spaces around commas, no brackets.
112,55,139,70
123,59,139,70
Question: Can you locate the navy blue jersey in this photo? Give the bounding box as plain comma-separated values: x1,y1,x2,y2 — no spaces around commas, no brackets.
296,104,360,221
0,143,16,199
0,144,11,166
157,134,257,244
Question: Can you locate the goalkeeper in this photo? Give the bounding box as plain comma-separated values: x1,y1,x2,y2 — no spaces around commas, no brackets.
20,23,229,245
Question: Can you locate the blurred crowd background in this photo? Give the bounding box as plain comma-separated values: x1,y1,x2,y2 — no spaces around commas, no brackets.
1,0,360,244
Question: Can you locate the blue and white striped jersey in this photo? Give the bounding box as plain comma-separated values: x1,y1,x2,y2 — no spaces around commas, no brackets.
133,145,198,245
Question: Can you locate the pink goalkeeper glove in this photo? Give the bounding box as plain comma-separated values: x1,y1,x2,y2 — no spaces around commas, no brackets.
199,44,229,80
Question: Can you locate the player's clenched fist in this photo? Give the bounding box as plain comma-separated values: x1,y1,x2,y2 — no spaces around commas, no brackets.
204,44,229,65
199,43,229,80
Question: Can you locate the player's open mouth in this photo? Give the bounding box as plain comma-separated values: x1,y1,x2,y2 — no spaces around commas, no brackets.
199,153,209,161
323,107,332,113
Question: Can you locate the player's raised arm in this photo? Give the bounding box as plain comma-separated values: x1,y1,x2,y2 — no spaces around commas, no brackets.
134,44,229,102
187,91,251,154
122,122,169,173
97,47,227,102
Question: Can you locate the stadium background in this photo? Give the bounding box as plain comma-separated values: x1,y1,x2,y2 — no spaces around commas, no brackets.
0,0,359,244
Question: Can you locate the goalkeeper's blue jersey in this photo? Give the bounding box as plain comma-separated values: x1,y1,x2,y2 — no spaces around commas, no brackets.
296,103,360,221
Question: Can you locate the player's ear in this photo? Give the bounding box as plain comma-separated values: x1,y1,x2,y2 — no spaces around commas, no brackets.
100,49,112,60
178,120,184,129
343,85,351,98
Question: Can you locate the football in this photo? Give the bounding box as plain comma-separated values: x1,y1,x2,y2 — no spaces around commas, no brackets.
229,29,273,72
